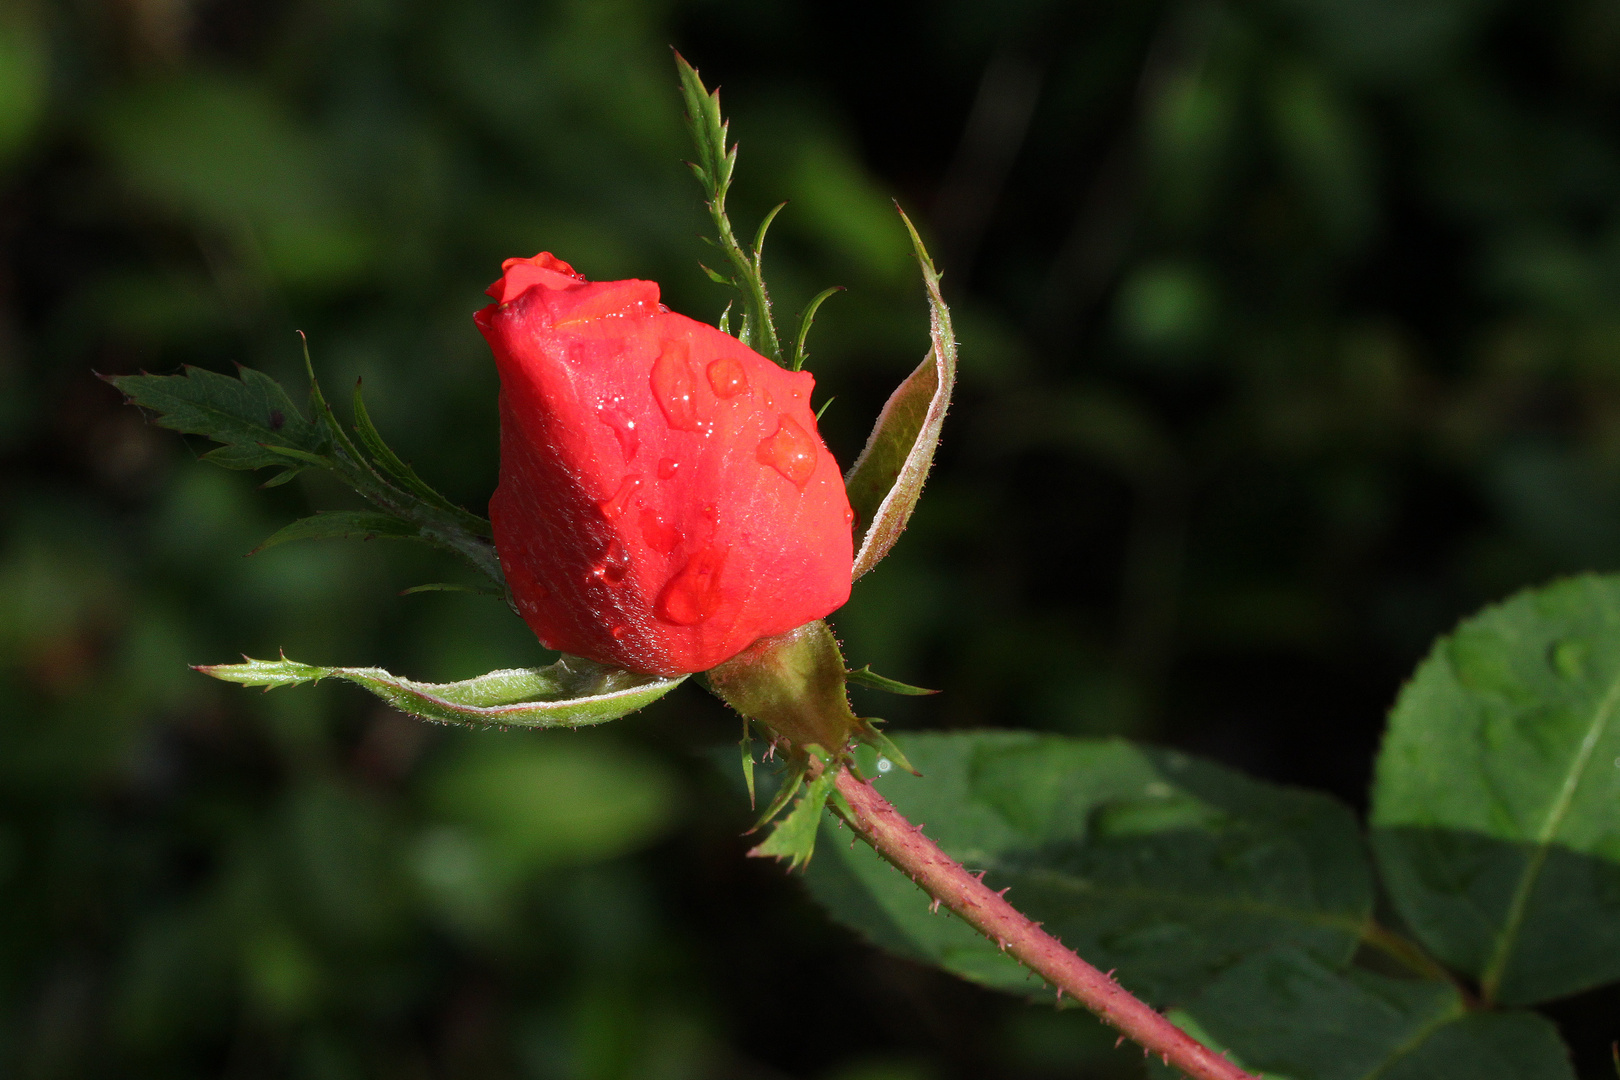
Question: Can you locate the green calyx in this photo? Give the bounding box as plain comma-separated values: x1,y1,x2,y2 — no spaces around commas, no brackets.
705,620,918,867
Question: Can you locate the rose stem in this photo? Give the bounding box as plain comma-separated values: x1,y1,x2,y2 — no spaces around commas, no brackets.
827,763,1260,1080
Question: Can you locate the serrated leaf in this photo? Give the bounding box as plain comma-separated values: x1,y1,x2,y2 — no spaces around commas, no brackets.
804,732,1373,1005
108,364,326,471
250,511,417,554
196,654,684,729
845,210,956,579
1370,573,1620,1006
750,765,836,870
1149,950,1575,1080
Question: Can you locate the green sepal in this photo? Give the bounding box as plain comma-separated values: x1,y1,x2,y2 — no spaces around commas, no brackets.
740,717,758,808
750,754,809,832
844,208,957,580
845,664,938,696
707,620,861,753
699,263,732,286
750,756,837,871
195,653,684,730
854,722,920,777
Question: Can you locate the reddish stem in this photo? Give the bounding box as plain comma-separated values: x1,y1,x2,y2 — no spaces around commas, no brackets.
830,764,1259,1080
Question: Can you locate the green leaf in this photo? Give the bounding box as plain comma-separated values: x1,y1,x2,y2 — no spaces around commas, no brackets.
1150,950,1574,1080
250,510,418,554
116,356,504,590
195,654,684,730
108,364,327,471
1370,573,1620,1005
803,732,1373,1005
845,664,938,696
1181,949,1461,1080
844,209,957,580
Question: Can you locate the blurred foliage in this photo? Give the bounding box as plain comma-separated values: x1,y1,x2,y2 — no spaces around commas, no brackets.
5,0,1620,1077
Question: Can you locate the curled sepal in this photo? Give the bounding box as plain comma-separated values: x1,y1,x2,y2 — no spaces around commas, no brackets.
844,208,957,580
194,653,684,729
854,722,919,777
749,751,838,871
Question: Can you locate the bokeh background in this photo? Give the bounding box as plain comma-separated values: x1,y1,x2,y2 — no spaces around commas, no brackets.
3,0,1619,1076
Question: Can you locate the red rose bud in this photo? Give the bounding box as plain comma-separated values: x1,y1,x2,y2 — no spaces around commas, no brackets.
477,253,854,677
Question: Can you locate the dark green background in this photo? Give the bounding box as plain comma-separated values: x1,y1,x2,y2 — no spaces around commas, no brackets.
2,0,1618,1076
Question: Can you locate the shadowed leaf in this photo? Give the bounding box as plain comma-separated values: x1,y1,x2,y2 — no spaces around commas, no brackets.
806,732,1372,1005
1371,573,1620,1005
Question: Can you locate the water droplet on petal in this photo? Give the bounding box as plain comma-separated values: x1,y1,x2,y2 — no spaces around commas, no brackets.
651,341,705,431
610,623,628,640
655,546,727,625
706,357,749,398
588,539,630,587
757,414,817,488
639,509,681,554
657,457,680,480
596,403,640,459
844,507,855,526
597,474,642,519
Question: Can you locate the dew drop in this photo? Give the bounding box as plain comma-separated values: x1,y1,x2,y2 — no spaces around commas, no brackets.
597,474,642,519
844,507,855,526
651,341,705,431
706,356,749,398
610,623,629,640
655,546,728,625
596,402,640,459
588,539,630,587
657,457,680,480
756,414,818,488
639,508,681,554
